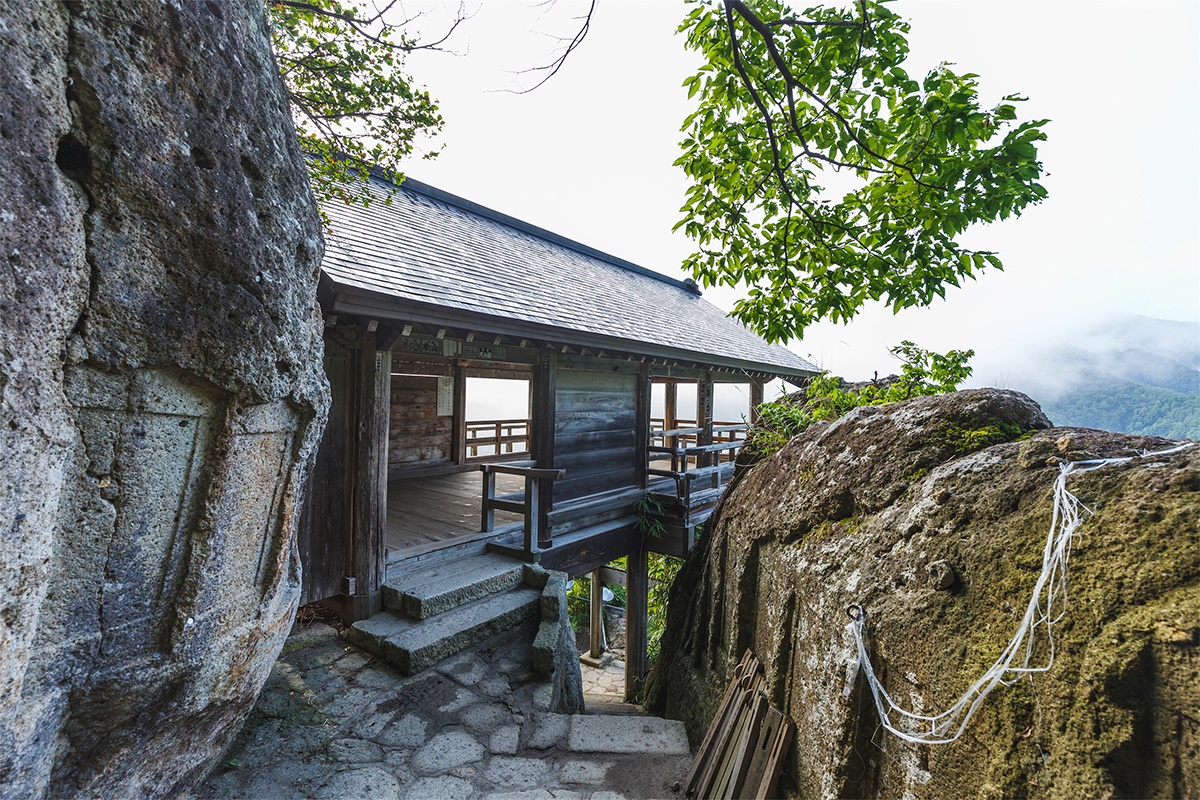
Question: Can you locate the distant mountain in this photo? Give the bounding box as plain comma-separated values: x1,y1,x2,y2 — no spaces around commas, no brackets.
1012,315,1200,439
1038,380,1200,439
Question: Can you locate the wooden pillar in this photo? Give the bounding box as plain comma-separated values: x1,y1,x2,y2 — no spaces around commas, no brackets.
350,335,389,621
624,545,649,703
696,372,714,483
750,379,765,424
531,350,557,546
635,364,651,490
481,469,496,532
451,361,467,464
589,569,605,659
663,380,678,455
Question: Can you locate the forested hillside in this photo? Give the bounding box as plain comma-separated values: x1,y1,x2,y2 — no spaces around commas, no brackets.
1039,379,1200,439
1018,316,1199,439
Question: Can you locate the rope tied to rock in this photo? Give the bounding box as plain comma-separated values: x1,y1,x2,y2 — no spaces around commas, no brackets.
843,442,1195,745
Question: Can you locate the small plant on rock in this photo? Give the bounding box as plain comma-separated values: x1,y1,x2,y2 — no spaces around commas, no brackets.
747,342,976,458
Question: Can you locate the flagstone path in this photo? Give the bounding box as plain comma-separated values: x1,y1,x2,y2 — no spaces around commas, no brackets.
192,618,691,799
580,657,626,703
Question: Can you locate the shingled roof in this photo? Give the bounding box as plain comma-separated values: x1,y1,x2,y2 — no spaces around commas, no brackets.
320,171,819,379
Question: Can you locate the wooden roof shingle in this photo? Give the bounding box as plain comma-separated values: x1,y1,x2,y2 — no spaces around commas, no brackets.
320,172,820,379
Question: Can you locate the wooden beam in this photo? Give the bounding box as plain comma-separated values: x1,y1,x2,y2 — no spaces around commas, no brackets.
624,545,649,702
559,352,642,374
378,328,401,352
350,334,388,621
536,517,639,577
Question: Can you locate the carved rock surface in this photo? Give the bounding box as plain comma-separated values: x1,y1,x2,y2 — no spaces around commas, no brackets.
0,1,327,797
648,390,1198,799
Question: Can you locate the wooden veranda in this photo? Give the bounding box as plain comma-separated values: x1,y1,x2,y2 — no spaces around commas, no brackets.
297,171,820,694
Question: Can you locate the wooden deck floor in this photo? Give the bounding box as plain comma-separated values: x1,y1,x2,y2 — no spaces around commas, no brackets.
386,470,524,555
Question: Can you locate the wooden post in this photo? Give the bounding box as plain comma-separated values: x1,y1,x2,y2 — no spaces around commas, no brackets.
481,469,496,532
589,568,605,659
350,335,389,621
523,474,540,557
531,350,557,546
750,379,764,424
663,381,678,452
697,372,714,486
625,545,649,703
635,364,651,490
451,361,467,464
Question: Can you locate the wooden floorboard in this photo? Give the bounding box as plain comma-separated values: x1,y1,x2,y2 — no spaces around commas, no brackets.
386,471,523,555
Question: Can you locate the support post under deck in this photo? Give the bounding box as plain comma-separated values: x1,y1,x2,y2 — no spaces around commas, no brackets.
625,546,649,703
589,568,605,659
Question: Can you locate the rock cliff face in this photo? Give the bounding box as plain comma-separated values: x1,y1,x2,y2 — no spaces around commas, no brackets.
647,390,1198,799
0,1,326,797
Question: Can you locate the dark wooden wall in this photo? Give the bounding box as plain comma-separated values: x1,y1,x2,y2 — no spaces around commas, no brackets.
297,340,354,605
553,367,638,501
388,375,451,469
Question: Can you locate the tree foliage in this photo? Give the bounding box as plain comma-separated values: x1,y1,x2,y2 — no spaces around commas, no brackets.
747,340,975,455
676,0,1049,342
266,0,457,207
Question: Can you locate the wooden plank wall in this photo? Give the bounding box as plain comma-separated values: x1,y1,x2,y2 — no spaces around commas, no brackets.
297,340,354,605
388,375,451,469
554,367,638,501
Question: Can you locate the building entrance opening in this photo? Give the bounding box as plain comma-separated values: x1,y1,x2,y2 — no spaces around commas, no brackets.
385,368,533,561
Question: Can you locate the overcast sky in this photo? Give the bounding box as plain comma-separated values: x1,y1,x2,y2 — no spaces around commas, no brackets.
393,0,1198,394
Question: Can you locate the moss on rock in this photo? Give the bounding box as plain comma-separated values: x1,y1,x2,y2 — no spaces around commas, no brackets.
647,389,1197,799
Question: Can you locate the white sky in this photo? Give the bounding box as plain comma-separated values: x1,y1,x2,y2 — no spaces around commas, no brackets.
393,0,1199,392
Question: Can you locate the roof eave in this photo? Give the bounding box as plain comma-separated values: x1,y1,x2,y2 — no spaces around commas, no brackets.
327,282,819,380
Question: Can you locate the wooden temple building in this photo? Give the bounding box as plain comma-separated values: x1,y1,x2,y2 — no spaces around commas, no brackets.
297,169,818,686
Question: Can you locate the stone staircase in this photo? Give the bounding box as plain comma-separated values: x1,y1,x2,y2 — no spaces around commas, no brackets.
345,553,547,677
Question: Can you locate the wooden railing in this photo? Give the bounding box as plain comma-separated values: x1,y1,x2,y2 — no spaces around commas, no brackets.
480,462,565,562
467,418,530,458
647,422,748,527
649,419,747,466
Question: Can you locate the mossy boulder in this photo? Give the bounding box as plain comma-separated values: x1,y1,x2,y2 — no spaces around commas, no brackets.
647,389,1198,799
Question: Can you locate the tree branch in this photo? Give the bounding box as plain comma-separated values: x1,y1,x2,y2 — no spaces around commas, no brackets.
504,0,597,94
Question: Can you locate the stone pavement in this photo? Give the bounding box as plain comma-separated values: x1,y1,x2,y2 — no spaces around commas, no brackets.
580,657,626,702
193,617,691,799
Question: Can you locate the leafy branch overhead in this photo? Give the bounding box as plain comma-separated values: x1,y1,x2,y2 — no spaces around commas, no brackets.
676,0,1049,343
266,0,461,207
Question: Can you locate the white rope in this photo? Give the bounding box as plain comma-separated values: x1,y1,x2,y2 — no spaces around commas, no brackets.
842,442,1194,745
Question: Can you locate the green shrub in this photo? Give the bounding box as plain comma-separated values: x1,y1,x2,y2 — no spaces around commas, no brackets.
747,341,976,458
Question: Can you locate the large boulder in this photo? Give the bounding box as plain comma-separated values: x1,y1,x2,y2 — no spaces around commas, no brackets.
647,389,1198,799
0,1,326,797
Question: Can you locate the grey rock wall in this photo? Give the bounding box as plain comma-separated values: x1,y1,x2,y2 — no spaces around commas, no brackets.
0,1,327,797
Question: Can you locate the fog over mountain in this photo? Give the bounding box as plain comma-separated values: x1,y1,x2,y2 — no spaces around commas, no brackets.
1002,315,1199,439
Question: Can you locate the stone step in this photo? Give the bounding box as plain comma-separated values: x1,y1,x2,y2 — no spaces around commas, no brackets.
382,553,526,620
567,714,691,755
347,586,541,676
